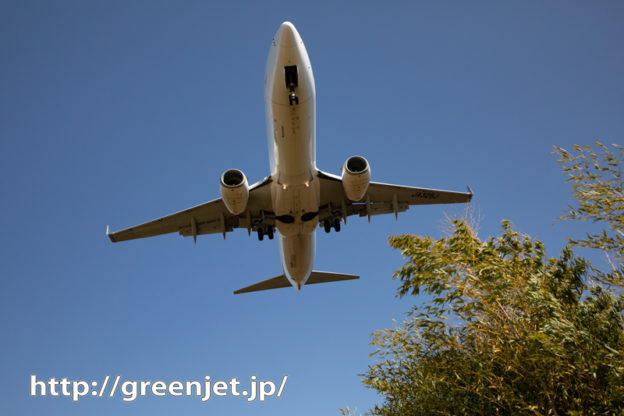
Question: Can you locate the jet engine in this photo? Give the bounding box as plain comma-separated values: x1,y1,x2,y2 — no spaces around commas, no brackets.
341,155,370,201
220,169,249,215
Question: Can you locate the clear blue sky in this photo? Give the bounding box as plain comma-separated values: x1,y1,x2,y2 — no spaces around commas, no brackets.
2,1,623,415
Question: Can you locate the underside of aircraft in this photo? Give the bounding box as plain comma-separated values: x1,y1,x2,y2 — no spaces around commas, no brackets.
107,22,473,294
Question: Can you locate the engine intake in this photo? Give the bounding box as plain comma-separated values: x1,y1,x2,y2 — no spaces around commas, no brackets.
342,155,371,201
220,169,249,215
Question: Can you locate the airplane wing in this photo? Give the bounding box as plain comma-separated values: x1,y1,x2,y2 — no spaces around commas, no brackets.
317,170,472,222
108,176,274,242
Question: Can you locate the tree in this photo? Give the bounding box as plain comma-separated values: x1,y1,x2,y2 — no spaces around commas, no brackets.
554,143,624,292
360,144,624,415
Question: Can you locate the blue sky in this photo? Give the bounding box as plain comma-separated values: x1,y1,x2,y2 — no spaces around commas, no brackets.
1,1,623,415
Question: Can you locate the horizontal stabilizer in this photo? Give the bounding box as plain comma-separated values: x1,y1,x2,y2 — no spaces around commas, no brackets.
233,271,359,295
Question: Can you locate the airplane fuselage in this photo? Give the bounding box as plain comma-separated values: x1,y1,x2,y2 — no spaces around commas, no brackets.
265,22,319,289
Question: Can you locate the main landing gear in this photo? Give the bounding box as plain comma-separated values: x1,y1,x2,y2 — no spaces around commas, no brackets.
257,226,274,241
323,218,341,233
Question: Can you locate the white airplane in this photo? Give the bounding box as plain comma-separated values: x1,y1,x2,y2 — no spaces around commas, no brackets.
108,21,472,294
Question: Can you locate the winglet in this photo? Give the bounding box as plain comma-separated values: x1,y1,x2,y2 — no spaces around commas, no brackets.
107,225,117,243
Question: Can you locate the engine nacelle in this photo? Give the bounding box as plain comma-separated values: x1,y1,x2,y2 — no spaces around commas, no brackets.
220,169,249,215
341,155,371,201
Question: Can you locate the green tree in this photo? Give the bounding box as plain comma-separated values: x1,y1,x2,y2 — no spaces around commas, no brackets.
361,144,624,415
555,143,624,291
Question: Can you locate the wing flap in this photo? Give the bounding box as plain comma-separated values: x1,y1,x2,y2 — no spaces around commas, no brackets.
178,217,237,237
350,201,409,217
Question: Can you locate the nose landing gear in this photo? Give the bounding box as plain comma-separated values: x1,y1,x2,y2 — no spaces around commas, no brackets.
289,91,299,106
284,65,299,106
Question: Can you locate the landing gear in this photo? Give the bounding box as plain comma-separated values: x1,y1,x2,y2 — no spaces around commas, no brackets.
257,226,274,241
323,218,341,233
333,218,341,232
288,92,299,105
285,65,299,106
324,220,331,233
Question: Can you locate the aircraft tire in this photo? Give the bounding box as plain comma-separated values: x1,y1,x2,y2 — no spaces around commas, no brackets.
333,218,341,232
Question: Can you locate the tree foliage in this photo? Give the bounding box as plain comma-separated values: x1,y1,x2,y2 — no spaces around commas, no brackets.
361,144,624,415
554,143,624,291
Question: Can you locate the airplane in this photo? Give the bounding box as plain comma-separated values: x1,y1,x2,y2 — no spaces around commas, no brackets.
107,21,473,294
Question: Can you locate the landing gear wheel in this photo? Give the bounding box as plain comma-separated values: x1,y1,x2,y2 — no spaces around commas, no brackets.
324,220,331,233
288,93,299,105
258,228,264,241
333,218,341,232
267,227,274,240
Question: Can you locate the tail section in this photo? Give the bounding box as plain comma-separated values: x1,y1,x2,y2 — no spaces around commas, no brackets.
233,271,359,295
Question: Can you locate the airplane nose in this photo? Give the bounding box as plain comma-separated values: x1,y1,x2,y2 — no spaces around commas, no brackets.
277,21,298,47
